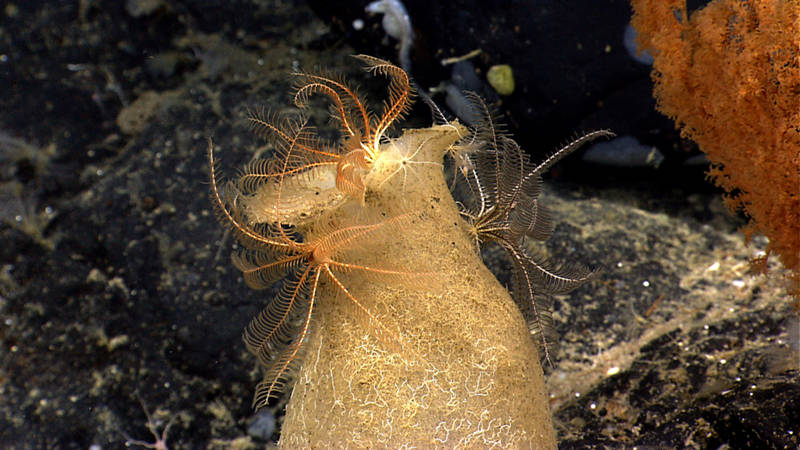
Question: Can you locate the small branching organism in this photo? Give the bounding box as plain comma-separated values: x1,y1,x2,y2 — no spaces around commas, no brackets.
0,132,56,249
0,182,54,250
456,93,612,365
119,393,180,450
0,131,53,177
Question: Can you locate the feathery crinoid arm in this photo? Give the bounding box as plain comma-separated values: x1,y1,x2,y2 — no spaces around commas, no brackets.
244,111,340,188
235,238,318,410
507,129,614,244
231,248,306,290
312,210,414,260
466,91,506,154
334,148,369,204
495,136,534,213
508,194,554,243
504,242,558,366
504,241,597,366
242,266,312,364
249,268,319,409
310,210,435,292
354,55,415,154
508,243,597,298
207,138,290,250
292,69,372,141
505,172,554,244
528,129,616,178
460,92,513,213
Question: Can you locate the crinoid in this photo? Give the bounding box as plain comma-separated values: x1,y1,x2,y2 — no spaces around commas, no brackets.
244,54,414,205
456,93,613,366
208,139,426,409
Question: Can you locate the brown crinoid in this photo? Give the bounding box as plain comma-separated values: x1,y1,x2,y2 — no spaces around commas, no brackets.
456,93,613,366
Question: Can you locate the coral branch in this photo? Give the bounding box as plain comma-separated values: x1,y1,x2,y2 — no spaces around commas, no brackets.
631,0,800,294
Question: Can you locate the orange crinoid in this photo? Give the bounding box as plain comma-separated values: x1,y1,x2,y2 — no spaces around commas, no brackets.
208,55,426,408
246,54,414,204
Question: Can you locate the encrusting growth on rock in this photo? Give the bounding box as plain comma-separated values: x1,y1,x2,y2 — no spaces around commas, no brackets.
209,55,601,447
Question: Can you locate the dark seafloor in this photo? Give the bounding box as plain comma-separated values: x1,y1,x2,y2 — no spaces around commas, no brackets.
0,0,797,448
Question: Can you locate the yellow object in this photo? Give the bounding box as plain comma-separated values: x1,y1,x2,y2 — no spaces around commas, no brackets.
487,64,515,95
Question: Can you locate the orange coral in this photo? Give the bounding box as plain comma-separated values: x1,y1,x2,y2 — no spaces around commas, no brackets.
631,0,800,294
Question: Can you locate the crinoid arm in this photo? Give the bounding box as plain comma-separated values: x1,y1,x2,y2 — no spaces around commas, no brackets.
465,91,507,151
455,92,511,212
246,110,341,180
504,242,597,366
231,248,305,290
243,270,312,365
306,209,430,286
241,249,319,409
207,138,290,250
250,269,320,409
335,149,369,204
508,256,558,366
506,180,555,243
528,129,617,177
353,54,415,152
291,69,371,141
240,112,354,224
